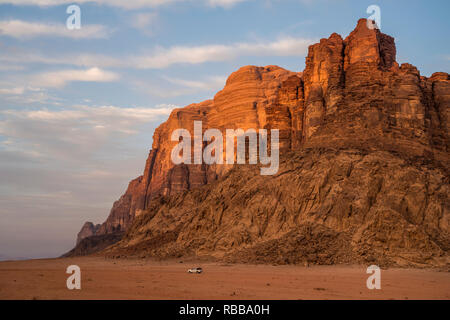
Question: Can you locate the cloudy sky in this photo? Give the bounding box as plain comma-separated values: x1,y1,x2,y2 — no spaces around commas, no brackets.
0,0,448,260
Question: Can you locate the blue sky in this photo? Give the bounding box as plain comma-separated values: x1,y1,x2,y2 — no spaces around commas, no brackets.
0,0,449,260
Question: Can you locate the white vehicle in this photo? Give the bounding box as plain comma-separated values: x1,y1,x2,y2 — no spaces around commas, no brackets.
187,267,203,274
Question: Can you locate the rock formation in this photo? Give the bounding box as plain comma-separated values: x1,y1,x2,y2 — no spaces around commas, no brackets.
68,19,449,266
76,222,100,245
79,64,303,238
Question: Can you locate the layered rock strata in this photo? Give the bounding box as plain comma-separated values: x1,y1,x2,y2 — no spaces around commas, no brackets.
69,19,449,266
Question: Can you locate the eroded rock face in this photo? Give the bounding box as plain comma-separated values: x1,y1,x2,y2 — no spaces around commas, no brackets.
106,149,449,266
303,32,344,137
95,176,144,235
77,65,303,242
77,222,100,245
73,19,449,266
76,222,100,245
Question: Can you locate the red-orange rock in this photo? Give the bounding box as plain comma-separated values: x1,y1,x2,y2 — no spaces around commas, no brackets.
70,20,449,266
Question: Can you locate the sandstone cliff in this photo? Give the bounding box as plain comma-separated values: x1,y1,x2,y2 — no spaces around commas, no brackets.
68,19,449,266
83,64,303,237
76,222,101,245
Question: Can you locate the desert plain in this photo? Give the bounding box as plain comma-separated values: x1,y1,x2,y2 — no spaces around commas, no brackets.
0,257,448,300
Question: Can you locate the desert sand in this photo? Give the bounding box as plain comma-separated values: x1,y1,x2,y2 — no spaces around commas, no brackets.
0,257,448,300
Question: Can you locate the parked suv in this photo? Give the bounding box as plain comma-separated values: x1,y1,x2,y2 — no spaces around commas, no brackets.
187,267,203,274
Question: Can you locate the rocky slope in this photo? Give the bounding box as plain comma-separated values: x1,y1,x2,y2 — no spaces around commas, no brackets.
105,148,449,267
76,222,101,245
68,19,449,266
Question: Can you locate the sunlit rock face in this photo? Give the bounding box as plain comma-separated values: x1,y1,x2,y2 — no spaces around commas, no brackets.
71,20,449,267
89,65,304,236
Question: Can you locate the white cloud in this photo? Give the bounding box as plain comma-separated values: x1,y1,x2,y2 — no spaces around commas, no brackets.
31,67,119,88
0,84,56,105
0,0,169,9
1,105,175,124
0,20,110,39
207,0,248,8
0,86,61,105
0,64,25,71
0,51,124,68
0,103,178,259
0,0,249,9
0,87,25,95
0,36,315,69
133,36,314,68
164,75,226,91
0,104,176,160
134,75,227,97
131,12,158,30
0,104,177,178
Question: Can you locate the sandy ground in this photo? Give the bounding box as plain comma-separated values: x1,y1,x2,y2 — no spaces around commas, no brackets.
0,257,448,300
